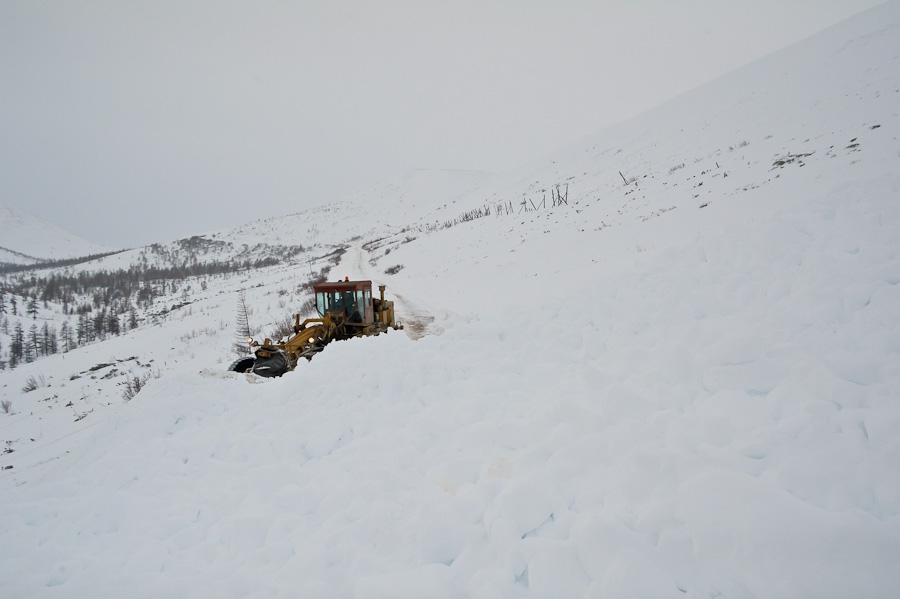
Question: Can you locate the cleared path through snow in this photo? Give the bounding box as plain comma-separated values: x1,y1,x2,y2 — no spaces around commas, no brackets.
332,244,441,340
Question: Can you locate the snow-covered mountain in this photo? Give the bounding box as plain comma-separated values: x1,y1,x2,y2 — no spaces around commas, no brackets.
0,203,114,264
2,2,899,597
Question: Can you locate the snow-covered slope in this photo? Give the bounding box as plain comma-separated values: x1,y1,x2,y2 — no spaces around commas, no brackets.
2,2,900,597
208,168,497,247
0,203,114,263
55,168,493,275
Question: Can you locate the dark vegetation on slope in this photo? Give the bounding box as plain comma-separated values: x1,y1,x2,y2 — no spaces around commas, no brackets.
0,237,310,370
0,249,128,275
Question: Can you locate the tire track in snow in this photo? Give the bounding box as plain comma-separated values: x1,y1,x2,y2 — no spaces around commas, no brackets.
335,245,441,340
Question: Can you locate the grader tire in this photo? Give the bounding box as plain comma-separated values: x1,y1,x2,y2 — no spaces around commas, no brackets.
251,351,290,378
228,357,256,373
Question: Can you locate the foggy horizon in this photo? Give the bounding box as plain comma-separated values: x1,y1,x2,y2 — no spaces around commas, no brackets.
0,0,885,249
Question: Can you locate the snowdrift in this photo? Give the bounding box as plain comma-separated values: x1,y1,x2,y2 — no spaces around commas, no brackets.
2,2,900,597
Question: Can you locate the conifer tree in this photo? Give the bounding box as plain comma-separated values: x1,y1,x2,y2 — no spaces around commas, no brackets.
77,313,91,344
26,323,38,362
60,320,75,352
233,289,254,356
10,322,25,368
42,322,58,355
93,308,107,340
107,312,121,336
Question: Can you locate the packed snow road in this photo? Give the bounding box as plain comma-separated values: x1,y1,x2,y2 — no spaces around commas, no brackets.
333,244,443,340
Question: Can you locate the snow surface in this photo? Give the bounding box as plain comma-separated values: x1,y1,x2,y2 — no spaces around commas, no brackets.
2,2,900,597
0,203,114,263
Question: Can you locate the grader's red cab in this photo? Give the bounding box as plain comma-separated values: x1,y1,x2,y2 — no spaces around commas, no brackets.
313,279,397,333
228,279,401,377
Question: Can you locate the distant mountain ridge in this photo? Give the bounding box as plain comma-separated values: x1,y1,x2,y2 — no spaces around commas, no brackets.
0,203,114,263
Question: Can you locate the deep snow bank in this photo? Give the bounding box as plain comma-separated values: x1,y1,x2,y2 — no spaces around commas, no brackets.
3,167,899,597
3,2,900,596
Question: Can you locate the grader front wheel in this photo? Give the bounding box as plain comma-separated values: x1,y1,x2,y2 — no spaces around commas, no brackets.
228,357,256,373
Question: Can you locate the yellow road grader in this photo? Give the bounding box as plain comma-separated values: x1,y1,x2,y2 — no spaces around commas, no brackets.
228,279,401,377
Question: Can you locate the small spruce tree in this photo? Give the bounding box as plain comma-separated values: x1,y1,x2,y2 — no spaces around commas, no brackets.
27,296,38,320
233,289,254,356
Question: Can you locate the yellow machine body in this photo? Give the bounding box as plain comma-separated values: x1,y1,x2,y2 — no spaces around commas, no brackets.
230,279,401,377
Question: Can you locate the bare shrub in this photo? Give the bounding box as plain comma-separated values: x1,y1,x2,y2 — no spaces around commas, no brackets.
122,376,144,401
121,370,159,401
180,327,216,342
1,400,12,414
299,266,330,293
384,265,404,275
619,171,638,185
269,314,297,342
22,374,46,393
298,296,316,318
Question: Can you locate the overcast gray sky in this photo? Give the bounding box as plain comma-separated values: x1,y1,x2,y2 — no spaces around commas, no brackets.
0,0,885,249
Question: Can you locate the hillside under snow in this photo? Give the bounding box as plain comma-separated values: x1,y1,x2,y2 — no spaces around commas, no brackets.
2,3,900,597
0,204,114,264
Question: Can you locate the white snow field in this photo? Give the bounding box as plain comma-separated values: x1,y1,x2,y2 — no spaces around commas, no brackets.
0,203,114,263
3,2,900,597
